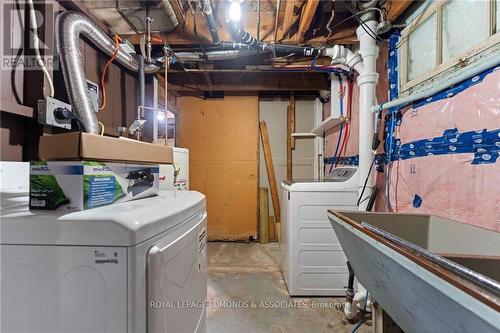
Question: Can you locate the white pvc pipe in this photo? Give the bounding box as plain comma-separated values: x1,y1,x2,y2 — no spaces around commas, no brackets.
373,54,500,112
356,21,379,211
344,285,370,320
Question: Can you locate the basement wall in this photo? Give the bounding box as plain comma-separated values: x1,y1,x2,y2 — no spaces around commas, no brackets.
324,41,499,232
259,99,315,217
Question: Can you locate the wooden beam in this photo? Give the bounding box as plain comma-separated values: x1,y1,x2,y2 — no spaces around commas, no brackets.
56,0,111,34
274,0,281,43
279,0,297,41
167,72,329,91
297,0,320,42
169,0,186,26
386,0,414,22
290,92,296,150
259,121,281,223
122,1,356,46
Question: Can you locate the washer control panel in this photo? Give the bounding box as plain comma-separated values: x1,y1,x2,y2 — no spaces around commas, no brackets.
326,167,358,182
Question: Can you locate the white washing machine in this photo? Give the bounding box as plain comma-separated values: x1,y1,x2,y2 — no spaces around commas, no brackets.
281,166,359,296
1,179,207,333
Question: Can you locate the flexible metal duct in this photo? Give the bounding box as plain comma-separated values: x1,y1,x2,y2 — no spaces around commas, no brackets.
55,11,160,134
174,49,261,62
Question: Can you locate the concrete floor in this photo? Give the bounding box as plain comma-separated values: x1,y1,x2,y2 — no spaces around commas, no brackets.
206,242,371,333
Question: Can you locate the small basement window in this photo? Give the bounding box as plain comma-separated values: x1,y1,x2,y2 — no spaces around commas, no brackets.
399,0,500,92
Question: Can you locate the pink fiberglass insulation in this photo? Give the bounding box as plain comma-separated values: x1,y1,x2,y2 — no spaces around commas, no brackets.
389,68,500,231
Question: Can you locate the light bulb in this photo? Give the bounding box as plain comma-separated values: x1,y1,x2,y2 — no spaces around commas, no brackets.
228,1,241,22
157,112,165,121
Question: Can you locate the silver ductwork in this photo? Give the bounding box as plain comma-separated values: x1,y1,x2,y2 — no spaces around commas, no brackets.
173,49,260,62
55,11,161,134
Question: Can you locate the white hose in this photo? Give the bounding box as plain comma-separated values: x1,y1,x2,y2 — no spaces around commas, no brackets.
27,0,55,97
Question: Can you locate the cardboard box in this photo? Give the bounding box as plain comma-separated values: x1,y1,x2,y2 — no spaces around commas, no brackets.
39,132,173,164
30,161,159,211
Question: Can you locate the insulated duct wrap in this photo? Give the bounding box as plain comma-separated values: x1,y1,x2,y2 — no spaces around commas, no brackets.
55,11,160,134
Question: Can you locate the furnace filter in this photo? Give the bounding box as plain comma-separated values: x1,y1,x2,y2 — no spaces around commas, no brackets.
30,161,159,210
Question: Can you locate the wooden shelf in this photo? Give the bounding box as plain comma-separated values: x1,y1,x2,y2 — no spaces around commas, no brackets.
311,116,345,136
291,132,317,138
1,99,34,118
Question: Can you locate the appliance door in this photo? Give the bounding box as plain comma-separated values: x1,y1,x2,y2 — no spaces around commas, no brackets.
147,212,207,333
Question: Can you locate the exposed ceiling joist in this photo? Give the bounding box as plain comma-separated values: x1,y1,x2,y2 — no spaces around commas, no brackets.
386,0,414,22
279,0,299,41
168,0,186,26
167,72,329,92
297,0,320,42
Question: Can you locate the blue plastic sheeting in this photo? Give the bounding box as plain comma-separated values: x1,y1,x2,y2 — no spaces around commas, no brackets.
412,66,500,109
396,128,500,164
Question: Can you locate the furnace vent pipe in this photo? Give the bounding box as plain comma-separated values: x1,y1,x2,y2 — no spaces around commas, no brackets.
55,11,161,134
230,23,324,57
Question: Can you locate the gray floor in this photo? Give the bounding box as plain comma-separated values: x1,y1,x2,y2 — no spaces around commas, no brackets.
206,242,371,333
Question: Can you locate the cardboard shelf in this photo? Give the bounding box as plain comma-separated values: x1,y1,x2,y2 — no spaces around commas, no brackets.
311,116,345,136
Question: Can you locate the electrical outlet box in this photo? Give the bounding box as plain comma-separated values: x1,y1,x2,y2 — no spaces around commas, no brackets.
87,79,100,112
37,96,72,129
119,39,136,54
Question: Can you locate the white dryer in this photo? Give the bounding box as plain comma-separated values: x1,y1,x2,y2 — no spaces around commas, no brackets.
1,189,207,333
281,166,359,296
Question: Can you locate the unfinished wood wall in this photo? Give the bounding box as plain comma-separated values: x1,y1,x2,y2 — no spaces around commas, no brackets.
0,0,151,161
178,96,259,240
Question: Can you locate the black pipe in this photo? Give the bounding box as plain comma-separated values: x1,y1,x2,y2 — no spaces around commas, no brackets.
199,0,220,44
366,185,380,212
138,55,145,109
346,261,355,300
229,23,324,58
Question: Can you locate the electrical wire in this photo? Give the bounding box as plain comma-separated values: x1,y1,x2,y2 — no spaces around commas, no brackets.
27,0,54,97
341,1,397,49
357,157,376,207
99,121,105,136
99,34,121,111
329,74,344,174
327,7,384,39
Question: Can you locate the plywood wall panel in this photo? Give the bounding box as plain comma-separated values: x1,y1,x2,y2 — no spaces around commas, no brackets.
178,96,259,240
